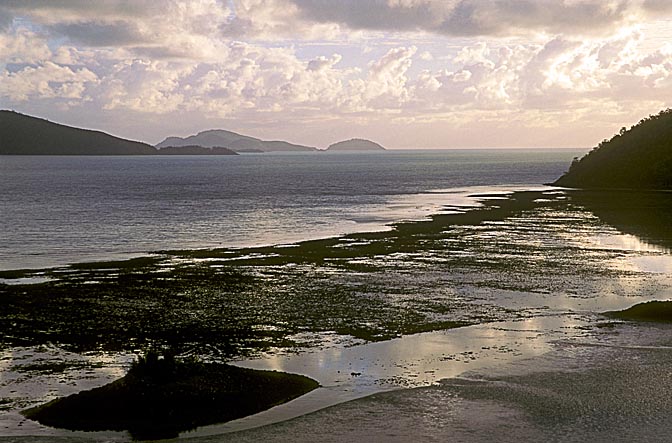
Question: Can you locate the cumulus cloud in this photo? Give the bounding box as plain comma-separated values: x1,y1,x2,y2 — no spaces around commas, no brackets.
0,61,98,101
405,28,672,118
0,29,51,63
0,0,232,60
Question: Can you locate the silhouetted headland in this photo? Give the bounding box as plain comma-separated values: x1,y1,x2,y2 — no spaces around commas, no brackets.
0,110,156,155
157,129,317,152
326,138,386,151
555,109,672,189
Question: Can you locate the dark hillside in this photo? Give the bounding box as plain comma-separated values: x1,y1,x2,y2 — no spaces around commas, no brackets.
0,110,156,155
555,109,672,189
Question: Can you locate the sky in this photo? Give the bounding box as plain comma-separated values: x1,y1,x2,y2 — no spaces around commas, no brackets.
2,1,672,148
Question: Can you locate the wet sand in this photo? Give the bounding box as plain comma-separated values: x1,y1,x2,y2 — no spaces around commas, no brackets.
202,321,672,443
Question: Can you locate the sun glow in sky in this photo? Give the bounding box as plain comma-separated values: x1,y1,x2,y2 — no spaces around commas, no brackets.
2,0,672,148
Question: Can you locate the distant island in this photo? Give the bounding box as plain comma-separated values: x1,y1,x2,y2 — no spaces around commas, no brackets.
0,110,157,155
157,145,238,155
555,109,672,189
326,138,386,151
156,130,316,153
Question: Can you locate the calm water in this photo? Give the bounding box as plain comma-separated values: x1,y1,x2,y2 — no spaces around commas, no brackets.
0,149,584,270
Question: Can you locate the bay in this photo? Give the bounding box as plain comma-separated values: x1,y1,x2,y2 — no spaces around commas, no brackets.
0,149,583,271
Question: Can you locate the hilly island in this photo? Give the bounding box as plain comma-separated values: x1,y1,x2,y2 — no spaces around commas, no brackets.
326,138,386,151
156,129,317,152
555,108,672,190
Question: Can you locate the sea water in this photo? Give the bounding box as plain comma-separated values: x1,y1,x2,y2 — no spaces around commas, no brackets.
0,149,583,271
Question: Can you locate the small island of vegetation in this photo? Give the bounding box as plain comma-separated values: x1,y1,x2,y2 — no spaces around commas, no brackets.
555,108,672,189
24,351,319,440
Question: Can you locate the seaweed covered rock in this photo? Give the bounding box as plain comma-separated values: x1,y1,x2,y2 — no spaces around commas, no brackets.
24,352,319,440
555,109,672,189
605,300,672,323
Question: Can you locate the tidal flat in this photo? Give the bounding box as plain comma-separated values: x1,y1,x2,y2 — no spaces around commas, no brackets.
2,188,672,440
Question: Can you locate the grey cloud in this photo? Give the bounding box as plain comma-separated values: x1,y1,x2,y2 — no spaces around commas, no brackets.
642,0,672,13
0,9,12,31
290,0,654,37
48,21,145,47
449,0,630,36
0,1,162,47
290,0,437,32
0,1,157,18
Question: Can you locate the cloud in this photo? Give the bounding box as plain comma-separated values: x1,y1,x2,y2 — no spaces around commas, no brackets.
2,0,672,148
405,28,672,117
288,0,672,37
0,29,51,64
0,0,233,60
48,21,146,47
642,0,672,13
0,61,98,101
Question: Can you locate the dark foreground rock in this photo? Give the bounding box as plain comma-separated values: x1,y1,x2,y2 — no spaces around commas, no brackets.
605,300,672,323
23,354,319,440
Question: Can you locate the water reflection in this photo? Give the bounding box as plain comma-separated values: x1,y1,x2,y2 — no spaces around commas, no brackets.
567,190,672,251
191,316,594,438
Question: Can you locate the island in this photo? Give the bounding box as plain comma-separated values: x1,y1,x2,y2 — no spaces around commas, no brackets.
157,145,238,155
326,138,386,151
554,108,672,189
156,129,317,153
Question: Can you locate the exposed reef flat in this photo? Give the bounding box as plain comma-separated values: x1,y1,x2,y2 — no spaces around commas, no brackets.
3,188,672,359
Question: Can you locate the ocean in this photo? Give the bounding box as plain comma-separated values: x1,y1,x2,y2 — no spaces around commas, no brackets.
0,149,582,271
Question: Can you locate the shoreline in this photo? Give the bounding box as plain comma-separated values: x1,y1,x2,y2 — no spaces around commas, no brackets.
0,184,557,274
